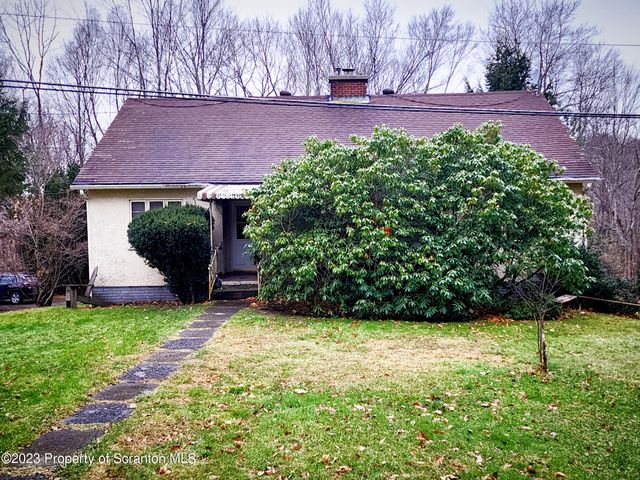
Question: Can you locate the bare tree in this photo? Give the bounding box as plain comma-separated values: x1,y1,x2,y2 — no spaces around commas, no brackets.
561,43,640,278
0,0,58,121
288,0,362,95
101,5,140,109
104,1,151,92
237,17,288,96
175,0,236,95
141,0,184,92
511,271,563,372
488,0,597,97
22,114,68,197
0,194,87,305
359,0,397,93
51,7,106,167
394,6,475,93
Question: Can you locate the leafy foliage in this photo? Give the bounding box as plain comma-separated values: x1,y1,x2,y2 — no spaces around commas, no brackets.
485,40,531,91
246,123,591,319
128,204,210,303
0,83,29,202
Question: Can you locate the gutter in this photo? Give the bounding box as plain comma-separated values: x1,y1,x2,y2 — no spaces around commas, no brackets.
70,183,209,191
72,178,601,191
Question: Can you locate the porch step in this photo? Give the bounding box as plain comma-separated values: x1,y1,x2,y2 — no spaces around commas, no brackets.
212,285,258,300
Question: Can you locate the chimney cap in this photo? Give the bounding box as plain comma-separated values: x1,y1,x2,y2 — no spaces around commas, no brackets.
328,74,369,82
279,90,292,96
332,66,359,76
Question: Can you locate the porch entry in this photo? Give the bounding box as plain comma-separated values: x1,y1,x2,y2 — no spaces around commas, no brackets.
230,201,254,271
196,184,259,275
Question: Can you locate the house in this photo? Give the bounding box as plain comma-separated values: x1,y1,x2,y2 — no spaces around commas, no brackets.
71,72,599,303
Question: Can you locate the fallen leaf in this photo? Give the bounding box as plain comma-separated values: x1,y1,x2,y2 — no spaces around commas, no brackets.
336,465,352,474
293,389,307,394
553,472,567,478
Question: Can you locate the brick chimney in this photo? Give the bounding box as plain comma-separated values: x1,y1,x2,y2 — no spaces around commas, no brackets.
329,67,369,103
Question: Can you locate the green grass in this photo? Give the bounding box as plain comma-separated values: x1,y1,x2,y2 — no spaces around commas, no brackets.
57,310,640,480
0,304,204,452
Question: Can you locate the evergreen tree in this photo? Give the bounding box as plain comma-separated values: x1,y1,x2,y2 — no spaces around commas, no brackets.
485,40,531,91
0,82,29,201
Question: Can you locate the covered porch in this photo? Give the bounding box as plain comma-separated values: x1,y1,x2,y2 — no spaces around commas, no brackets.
197,184,259,298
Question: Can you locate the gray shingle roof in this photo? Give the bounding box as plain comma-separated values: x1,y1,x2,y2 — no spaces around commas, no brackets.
73,91,598,187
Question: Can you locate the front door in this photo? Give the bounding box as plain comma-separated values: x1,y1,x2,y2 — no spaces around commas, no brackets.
230,202,255,271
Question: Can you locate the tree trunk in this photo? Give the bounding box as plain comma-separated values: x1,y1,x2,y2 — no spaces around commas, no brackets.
537,316,548,372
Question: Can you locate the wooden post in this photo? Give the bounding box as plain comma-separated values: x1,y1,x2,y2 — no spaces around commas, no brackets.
65,286,78,308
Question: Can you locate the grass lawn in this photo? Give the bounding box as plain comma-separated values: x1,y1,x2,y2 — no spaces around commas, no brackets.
0,304,204,453
60,309,640,480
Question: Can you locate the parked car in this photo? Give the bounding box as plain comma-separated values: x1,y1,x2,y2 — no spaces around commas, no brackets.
0,273,39,304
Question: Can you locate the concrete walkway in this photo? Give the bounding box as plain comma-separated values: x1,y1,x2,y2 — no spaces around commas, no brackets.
0,301,245,480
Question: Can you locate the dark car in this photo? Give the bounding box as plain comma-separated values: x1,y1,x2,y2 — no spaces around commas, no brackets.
0,273,39,304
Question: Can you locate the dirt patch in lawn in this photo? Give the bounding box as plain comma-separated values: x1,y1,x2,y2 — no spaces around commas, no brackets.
182,325,504,389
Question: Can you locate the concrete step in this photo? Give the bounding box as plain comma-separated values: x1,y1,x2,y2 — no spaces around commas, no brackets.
212,285,257,300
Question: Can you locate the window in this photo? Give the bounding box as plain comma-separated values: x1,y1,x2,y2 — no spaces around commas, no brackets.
130,200,183,220
131,201,146,220
235,205,249,239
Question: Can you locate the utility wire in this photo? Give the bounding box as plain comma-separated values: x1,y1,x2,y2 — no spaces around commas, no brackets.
3,10,640,48
3,78,640,119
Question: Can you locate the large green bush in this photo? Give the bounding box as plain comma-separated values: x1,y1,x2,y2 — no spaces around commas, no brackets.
246,123,591,319
128,204,210,303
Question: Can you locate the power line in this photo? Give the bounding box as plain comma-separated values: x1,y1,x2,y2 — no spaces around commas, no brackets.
3,10,640,48
3,78,640,119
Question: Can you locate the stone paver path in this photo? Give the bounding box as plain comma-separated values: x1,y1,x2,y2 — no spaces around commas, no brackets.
0,301,244,479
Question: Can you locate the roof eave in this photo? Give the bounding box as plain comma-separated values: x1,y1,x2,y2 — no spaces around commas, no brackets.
557,176,601,182
70,182,210,190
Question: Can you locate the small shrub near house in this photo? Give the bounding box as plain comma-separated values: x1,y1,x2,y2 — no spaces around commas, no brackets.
246,123,591,319
128,204,210,303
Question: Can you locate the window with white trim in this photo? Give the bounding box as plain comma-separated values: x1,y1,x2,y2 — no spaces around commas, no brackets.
130,200,183,220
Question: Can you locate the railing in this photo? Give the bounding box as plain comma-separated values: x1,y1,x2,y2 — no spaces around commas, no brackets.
208,247,220,301
257,263,261,296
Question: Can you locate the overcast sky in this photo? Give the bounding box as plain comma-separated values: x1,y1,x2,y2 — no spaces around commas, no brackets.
7,0,640,92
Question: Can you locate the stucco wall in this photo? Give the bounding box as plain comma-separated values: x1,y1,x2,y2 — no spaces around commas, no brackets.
85,188,208,287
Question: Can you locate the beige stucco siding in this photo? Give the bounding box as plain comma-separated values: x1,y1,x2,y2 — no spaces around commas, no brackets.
86,188,208,287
